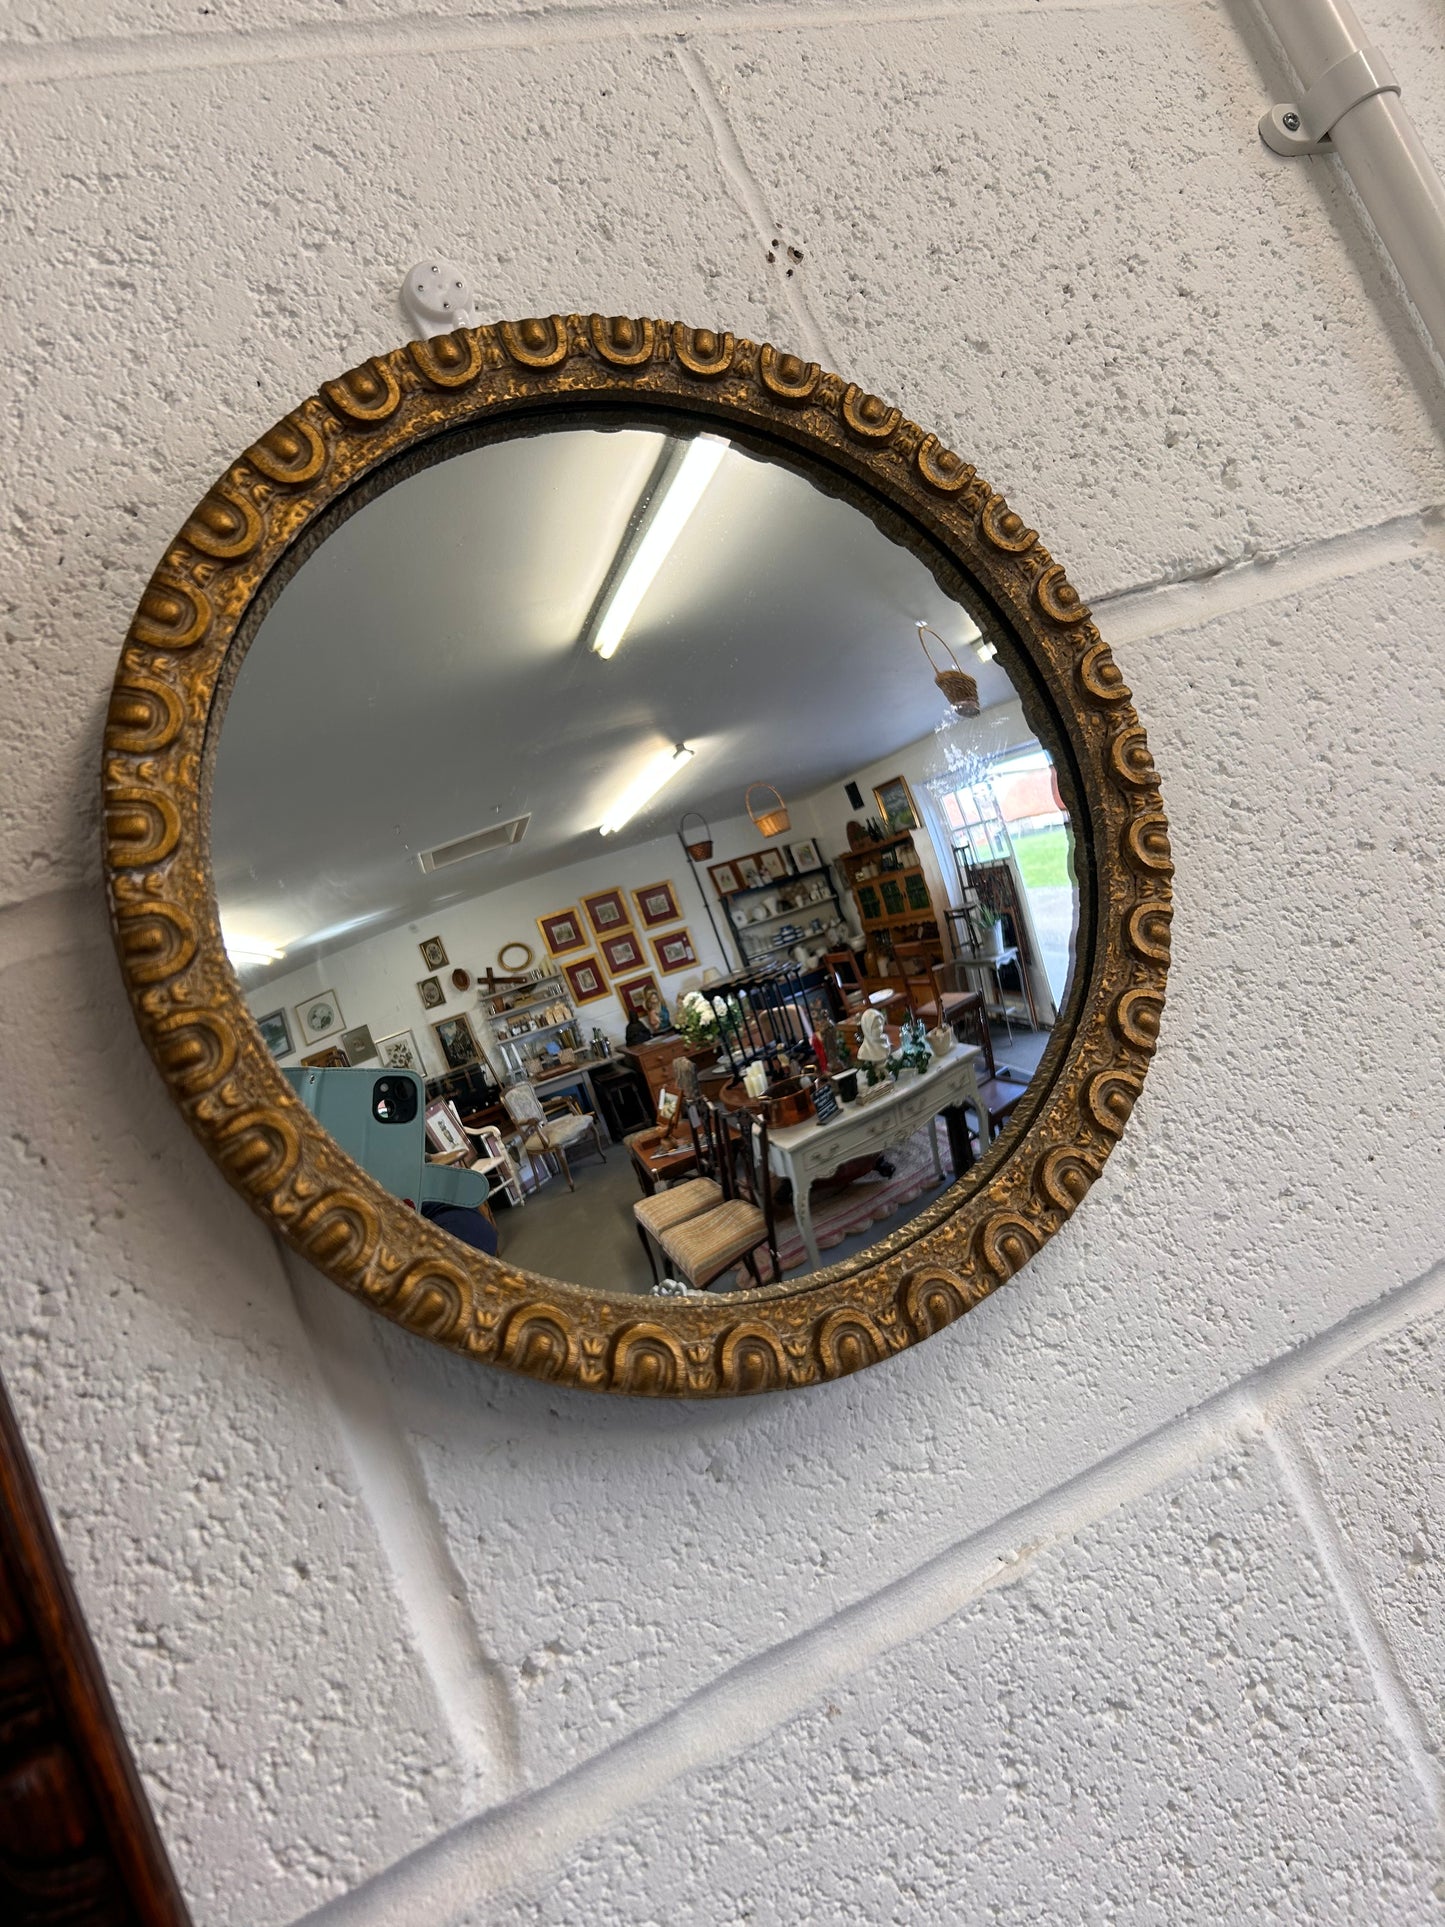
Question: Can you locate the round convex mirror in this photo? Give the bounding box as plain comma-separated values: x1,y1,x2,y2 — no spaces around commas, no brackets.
104,318,1170,1395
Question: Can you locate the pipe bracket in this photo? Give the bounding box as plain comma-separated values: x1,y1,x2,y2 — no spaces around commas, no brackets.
1260,44,1400,155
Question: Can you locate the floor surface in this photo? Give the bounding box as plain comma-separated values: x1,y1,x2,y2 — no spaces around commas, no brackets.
494,1021,1054,1296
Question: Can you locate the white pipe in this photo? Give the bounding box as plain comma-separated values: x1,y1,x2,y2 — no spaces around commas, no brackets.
1257,0,1445,362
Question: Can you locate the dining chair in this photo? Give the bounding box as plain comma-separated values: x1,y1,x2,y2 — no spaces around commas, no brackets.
949,997,1033,1144
465,1121,526,1211
501,1083,607,1192
823,948,867,1012
631,1099,724,1285
656,1103,780,1290
928,957,985,1031
892,938,946,1022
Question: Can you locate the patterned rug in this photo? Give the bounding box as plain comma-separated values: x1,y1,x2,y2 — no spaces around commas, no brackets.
646,1123,978,1294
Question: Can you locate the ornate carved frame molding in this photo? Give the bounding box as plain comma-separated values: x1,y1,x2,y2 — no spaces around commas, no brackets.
102,314,1171,1398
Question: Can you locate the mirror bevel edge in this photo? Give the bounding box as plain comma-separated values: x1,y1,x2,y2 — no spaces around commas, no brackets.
101,314,1173,1399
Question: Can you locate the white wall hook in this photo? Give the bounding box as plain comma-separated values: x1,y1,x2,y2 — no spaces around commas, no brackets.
1259,44,1400,155
400,260,482,340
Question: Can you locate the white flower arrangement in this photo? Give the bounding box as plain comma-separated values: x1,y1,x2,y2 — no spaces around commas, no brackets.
677,989,743,1047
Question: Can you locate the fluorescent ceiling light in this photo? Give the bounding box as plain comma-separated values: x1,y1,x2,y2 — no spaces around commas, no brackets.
591,437,728,660
599,743,694,836
223,930,285,966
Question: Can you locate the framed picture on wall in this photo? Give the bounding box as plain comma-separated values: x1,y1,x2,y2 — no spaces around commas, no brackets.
788,837,822,874
340,1025,377,1063
295,989,343,1042
651,927,698,975
562,954,609,1005
599,928,647,977
418,934,449,970
376,1029,423,1073
758,848,789,881
631,879,682,929
431,1012,482,1070
417,975,445,1009
707,860,740,896
256,1008,294,1058
301,1045,348,1069
581,887,630,936
873,774,920,834
537,907,587,958
616,974,661,1022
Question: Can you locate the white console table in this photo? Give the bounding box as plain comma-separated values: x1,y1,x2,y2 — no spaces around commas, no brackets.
767,1043,984,1272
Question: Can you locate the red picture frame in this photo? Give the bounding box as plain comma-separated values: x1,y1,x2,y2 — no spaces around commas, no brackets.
600,928,647,977
581,887,630,937
563,954,609,1004
650,927,698,975
631,879,682,929
537,907,587,958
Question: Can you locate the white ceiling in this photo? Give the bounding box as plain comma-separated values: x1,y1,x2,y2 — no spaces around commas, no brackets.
212,425,1019,981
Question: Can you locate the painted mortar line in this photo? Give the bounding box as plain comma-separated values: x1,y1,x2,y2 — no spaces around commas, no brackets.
672,39,831,365
1264,1416,1445,1846
283,1248,522,1810
1095,503,1445,646
0,0,1197,87
0,883,108,973
296,1255,1445,1927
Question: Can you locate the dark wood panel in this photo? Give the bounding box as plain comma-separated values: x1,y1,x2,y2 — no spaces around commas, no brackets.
0,1373,190,1925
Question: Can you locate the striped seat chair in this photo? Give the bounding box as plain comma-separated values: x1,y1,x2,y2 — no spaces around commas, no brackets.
656,1103,779,1291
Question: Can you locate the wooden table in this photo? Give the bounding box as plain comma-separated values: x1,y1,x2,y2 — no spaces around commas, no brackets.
766,1043,984,1272
627,1133,698,1197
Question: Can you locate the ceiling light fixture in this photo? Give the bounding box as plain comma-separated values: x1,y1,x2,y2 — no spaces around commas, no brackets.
222,931,285,967
589,436,728,660
974,639,999,663
599,743,694,836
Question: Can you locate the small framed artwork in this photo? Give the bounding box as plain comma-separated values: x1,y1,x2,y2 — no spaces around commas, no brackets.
707,860,740,896
651,927,698,975
599,928,647,977
873,774,921,834
632,879,682,929
616,974,661,1022
538,907,587,958
789,838,822,874
431,1012,482,1071
417,975,445,1010
376,1029,423,1072
301,1045,348,1069
419,934,449,970
424,1100,469,1158
758,848,789,881
256,1008,294,1058
581,887,630,936
563,954,609,1005
296,989,343,1043
736,857,764,890
341,1024,377,1063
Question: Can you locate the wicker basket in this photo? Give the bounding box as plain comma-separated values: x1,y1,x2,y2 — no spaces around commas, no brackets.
918,625,980,717
746,782,791,837
679,810,713,860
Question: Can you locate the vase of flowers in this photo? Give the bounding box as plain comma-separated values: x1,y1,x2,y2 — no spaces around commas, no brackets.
678,989,743,1053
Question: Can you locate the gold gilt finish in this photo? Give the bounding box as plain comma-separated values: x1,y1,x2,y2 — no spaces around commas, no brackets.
101,316,1172,1398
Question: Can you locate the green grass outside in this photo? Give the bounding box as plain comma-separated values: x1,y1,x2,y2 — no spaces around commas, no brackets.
1009,825,1074,890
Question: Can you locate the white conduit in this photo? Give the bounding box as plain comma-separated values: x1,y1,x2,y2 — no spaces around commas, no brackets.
1256,0,1445,364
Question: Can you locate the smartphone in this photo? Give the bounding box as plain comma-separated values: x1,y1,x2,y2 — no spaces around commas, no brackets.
284,1066,426,1203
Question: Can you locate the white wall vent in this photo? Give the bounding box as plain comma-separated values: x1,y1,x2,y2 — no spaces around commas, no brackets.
418,813,531,872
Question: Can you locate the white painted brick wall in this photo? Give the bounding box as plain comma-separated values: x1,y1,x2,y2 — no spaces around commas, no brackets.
1,3,1442,1922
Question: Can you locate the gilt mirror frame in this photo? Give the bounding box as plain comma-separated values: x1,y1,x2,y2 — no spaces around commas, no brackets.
102,313,1171,1398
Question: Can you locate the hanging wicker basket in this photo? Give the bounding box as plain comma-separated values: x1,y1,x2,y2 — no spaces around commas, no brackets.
746,782,791,837
679,810,714,860
918,625,980,717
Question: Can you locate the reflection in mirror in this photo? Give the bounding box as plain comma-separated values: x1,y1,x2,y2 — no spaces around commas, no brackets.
213,423,1078,1294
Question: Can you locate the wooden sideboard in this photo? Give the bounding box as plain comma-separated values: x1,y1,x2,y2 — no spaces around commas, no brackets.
620,1034,718,1116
